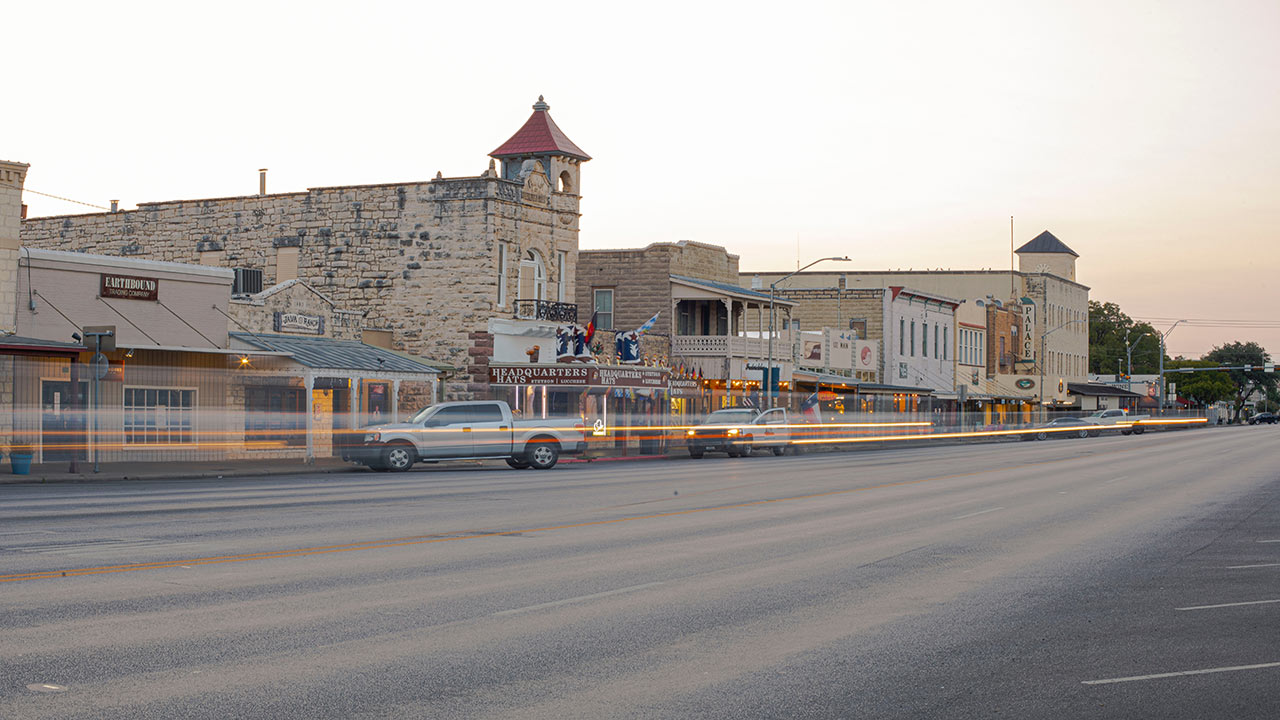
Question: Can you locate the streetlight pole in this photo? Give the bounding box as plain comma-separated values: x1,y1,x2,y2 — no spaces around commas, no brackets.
1156,320,1184,417
1124,328,1150,393
1040,318,1083,419
767,256,851,408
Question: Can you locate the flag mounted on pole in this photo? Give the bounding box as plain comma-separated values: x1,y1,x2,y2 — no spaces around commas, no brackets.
637,312,660,335
584,311,598,346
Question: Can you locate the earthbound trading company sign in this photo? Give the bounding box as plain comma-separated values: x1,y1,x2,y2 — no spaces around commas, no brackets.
1021,300,1036,362
489,365,670,388
274,312,324,335
100,273,159,301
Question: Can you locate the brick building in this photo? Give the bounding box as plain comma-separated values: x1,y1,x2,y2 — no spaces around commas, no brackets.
20,97,589,400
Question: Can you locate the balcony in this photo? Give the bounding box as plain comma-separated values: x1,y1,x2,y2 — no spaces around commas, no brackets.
514,299,578,323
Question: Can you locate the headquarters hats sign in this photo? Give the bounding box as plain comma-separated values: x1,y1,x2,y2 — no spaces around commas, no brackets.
100,273,159,301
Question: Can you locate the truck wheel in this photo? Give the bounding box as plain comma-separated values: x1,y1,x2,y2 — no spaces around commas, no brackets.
1036,431,1049,441
506,458,531,470
1120,429,1132,436
381,442,415,472
689,449,704,459
772,446,785,456
738,441,753,458
526,441,560,470
726,448,741,458
1133,426,1145,435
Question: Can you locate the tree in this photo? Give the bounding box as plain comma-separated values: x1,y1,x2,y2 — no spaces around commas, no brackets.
1203,342,1278,422
1088,301,1161,376
1164,359,1236,407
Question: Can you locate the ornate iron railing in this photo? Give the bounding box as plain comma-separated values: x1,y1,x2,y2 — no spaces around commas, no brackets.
514,299,578,323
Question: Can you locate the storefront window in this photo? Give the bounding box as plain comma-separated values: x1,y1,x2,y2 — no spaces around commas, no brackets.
245,386,305,447
124,387,195,445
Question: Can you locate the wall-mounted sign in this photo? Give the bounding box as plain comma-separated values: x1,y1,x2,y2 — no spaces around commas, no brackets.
1015,378,1036,390
274,312,324,335
100,274,158,301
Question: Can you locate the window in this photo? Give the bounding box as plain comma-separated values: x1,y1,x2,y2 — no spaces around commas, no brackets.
899,318,905,355
519,249,547,301
933,324,939,360
849,319,867,338
922,322,928,358
910,320,916,356
497,243,508,307
556,250,568,302
942,326,948,361
244,386,304,447
125,387,195,445
276,246,299,283
594,289,614,330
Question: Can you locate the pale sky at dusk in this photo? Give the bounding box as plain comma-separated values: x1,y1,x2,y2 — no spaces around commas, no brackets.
9,0,1278,359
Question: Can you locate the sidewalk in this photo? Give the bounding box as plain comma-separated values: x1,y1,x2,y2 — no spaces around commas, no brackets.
0,456,362,484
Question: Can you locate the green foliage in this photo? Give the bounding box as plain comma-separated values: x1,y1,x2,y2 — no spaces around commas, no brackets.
1204,341,1277,421
1088,301,1161,375
1164,359,1236,406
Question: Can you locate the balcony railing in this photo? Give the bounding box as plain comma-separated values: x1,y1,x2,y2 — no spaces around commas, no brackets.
514,299,578,323
672,334,791,358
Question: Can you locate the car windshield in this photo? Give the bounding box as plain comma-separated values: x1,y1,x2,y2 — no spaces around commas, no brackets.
703,410,757,424
407,406,438,424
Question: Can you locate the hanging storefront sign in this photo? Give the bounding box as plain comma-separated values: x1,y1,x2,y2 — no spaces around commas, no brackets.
669,378,702,397
488,364,669,388
100,273,159,301
274,312,324,335
853,340,878,372
1021,299,1036,362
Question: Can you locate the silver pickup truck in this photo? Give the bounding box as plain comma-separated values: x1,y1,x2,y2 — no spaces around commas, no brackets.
685,407,795,458
342,400,587,471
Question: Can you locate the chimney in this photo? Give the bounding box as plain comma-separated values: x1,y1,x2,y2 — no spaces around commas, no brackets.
259,168,268,196
110,200,119,213
1,159,32,333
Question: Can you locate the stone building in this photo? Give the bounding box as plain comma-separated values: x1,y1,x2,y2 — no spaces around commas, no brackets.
19,97,590,399
576,241,796,411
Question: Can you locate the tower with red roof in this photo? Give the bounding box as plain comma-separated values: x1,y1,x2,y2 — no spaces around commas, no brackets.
491,96,591,196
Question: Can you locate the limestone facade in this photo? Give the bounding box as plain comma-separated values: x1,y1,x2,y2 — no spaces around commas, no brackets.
0,160,28,334
20,103,586,399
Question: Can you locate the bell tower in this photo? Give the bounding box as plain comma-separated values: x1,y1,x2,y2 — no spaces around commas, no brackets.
490,96,591,196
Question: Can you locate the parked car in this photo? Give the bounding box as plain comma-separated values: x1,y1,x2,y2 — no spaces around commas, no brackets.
686,407,795,458
1020,416,1098,441
1248,412,1278,425
1081,408,1149,435
341,401,587,471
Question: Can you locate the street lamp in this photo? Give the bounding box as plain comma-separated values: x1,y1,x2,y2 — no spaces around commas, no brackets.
1156,320,1185,416
1124,327,1151,393
767,256,852,408
1040,318,1084,418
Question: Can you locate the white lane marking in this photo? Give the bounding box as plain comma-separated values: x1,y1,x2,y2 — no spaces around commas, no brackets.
1083,661,1280,685
493,582,664,617
953,507,1004,520
1176,599,1280,611
1103,475,1128,485
1259,539,1280,544
1226,563,1280,569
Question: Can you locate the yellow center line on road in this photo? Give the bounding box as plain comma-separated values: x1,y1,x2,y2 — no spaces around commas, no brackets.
0,442,1166,584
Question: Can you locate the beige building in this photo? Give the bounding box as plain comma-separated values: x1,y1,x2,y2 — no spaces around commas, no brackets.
20,97,589,399
745,231,1090,406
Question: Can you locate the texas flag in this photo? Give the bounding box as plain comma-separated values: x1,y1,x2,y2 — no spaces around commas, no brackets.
800,392,822,422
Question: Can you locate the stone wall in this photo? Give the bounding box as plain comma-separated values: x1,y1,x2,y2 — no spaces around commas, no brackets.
0,160,28,334
21,167,581,398
770,287,886,341
228,280,369,341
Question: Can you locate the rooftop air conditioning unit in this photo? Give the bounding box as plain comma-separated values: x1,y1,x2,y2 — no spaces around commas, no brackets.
233,267,264,295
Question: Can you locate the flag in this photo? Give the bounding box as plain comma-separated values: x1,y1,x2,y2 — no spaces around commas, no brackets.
583,311,598,345
800,392,821,422
637,312,660,336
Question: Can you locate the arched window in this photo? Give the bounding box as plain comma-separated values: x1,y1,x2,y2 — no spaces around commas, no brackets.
558,170,573,194
518,249,547,301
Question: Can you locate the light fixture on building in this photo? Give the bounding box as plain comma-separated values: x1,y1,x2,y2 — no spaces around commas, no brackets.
125,349,134,358
239,356,251,367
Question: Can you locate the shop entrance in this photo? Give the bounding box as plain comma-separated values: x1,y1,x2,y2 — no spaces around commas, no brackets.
40,380,88,463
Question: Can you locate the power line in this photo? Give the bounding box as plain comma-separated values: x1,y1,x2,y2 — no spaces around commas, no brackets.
24,189,111,211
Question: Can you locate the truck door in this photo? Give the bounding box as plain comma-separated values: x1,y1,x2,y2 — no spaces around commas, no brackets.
467,403,511,456
420,406,475,457
755,408,789,446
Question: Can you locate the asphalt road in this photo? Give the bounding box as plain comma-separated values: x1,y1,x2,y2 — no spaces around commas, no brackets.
2,425,1278,719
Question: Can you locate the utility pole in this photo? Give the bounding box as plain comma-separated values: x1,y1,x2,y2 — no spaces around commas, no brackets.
767,256,851,408
1124,328,1150,394
1156,320,1185,417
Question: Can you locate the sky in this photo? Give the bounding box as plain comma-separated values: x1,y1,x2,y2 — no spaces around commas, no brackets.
9,0,1279,360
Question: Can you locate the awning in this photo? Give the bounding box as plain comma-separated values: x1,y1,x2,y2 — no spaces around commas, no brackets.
0,334,86,357
1067,382,1144,398
230,333,440,376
